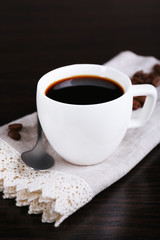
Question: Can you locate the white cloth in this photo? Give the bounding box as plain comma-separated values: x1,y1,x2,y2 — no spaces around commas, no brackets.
0,51,160,226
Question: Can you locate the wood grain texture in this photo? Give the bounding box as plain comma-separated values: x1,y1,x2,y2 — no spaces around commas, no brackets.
0,0,160,239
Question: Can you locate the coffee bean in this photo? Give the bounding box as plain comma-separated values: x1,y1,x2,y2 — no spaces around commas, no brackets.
8,130,21,140
131,66,160,110
131,71,149,84
135,96,146,104
133,99,142,110
153,64,160,75
151,74,160,87
8,123,23,131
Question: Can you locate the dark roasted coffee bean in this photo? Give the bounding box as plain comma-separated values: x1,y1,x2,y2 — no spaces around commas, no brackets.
8,130,21,140
153,64,160,75
131,71,149,84
135,96,146,105
8,123,23,131
133,99,142,110
152,76,160,87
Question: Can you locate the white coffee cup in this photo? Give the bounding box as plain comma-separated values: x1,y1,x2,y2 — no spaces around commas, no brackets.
36,64,157,165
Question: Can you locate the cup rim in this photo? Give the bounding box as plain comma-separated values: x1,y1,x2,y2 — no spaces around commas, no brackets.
37,64,131,106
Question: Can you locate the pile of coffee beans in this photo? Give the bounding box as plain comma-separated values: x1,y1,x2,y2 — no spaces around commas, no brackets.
131,64,160,110
8,123,23,140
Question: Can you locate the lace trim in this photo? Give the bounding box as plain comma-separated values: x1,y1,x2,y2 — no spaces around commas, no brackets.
0,138,93,227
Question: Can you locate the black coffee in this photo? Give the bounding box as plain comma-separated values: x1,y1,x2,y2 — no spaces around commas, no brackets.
45,75,124,104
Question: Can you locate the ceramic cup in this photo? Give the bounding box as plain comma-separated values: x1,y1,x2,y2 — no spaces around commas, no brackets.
36,64,157,165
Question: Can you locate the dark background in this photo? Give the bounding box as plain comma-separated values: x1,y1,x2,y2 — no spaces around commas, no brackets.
0,0,160,239
0,0,160,125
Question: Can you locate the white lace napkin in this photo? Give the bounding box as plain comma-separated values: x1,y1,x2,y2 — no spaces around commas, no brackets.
0,51,160,227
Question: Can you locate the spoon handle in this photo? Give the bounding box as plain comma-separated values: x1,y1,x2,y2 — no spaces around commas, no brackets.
37,118,42,140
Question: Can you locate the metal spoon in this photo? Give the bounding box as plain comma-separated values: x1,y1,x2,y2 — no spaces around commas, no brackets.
21,118,55,171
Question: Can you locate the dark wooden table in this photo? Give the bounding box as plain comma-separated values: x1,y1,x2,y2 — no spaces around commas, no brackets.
0,0,160,239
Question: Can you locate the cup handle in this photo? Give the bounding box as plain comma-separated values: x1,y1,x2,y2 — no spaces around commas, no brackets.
128,84,157,128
